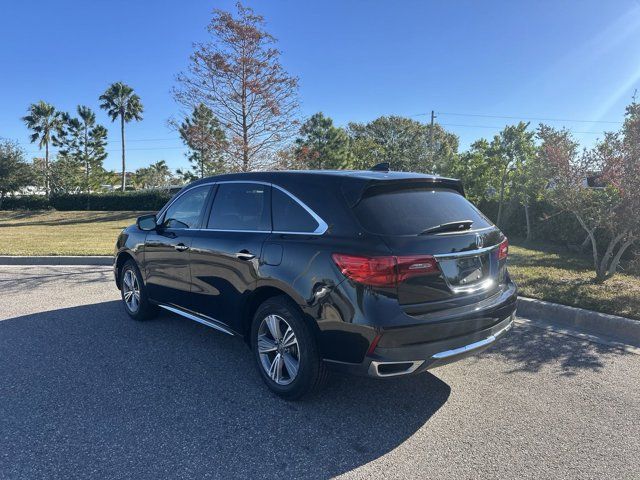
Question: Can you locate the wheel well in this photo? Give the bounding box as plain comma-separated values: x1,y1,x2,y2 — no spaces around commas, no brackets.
241,287,304,342
114,251,135,289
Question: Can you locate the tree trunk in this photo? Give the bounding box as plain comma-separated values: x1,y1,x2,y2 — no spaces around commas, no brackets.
524,201,532,242
574,213,602,280
606,238,635,277
496,167,507,228
45,141,50,198
242,112,249,171
120,114,126,192
598,232,625,277
241,48,249,172
580,234,591,251
85,126,90,210
86,160,91,210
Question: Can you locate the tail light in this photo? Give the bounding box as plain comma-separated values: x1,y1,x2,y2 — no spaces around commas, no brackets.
332,253,439,288
497,238,509,260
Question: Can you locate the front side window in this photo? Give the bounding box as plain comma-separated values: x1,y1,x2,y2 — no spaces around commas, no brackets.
272,187,319,233
208,183,271,231
162,185,210,229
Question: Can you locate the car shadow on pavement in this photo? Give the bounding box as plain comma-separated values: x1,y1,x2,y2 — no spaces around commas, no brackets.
0,267,113,294
482,320,632,376
0,301,450,479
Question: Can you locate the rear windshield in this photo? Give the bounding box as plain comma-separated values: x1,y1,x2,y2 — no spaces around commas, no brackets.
352,187,492,235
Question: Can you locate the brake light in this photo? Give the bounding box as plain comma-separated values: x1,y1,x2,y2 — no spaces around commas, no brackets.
331,254,396,287
332,253,439,287
497,238,509,260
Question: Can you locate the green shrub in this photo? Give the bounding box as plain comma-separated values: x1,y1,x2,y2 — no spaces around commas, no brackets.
0,195,51,210
50,191,174,211
0,191,175,211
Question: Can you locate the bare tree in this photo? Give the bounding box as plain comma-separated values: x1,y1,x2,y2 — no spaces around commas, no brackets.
538,101,640,281
174,2,299,172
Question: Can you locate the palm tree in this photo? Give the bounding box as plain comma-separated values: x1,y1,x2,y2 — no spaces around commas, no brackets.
99,82,143,191
22,101,64,197
76,106,108,193
149,160,171,187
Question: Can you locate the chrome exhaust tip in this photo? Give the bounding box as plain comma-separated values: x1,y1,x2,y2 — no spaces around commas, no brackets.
368,360,424,377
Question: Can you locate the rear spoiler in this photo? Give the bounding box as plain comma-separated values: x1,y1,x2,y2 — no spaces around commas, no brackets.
342,177,465,208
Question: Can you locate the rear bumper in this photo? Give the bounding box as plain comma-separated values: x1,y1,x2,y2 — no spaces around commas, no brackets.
325,310,515,377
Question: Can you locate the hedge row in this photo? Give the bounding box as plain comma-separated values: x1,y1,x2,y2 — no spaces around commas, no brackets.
0,191,175,211
0,192,619,251
0,195,51,210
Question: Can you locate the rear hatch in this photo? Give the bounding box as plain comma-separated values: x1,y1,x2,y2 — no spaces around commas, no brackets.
349,181,508,314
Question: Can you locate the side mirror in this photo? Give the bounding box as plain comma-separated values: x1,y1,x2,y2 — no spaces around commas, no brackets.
137,214,157,231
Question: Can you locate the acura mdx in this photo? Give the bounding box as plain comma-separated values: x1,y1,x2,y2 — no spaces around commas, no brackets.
114,169,517,399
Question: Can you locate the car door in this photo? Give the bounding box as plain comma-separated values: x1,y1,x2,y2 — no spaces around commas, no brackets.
144,184,213,307
189,182,271,331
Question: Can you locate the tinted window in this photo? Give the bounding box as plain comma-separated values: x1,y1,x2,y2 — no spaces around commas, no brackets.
353,187,492,235
162,185,210,229
272,188,319,233
208,183,271,231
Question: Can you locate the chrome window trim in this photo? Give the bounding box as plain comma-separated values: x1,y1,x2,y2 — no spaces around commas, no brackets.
199,228,270,234
156,179,328,236
270,183,328,235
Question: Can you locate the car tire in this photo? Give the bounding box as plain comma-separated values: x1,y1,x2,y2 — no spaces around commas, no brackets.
120,259,157,321
251,296,328,400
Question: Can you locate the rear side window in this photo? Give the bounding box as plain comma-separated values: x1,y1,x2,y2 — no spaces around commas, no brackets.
353,187,492,235
208,183,271,231
272,188,319,233
162,185,210,229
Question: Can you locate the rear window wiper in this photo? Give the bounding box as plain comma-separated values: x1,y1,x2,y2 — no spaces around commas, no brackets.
420,220,474,235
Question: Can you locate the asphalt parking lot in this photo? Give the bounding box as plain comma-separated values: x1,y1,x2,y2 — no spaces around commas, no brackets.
0,266,638,479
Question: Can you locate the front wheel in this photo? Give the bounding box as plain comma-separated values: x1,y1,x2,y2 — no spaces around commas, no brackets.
251,296,328,400
120,259,157,321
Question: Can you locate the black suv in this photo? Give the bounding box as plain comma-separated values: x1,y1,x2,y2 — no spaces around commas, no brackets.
114,170,517,399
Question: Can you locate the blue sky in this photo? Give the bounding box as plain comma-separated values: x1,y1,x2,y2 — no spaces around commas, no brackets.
2,0,640,172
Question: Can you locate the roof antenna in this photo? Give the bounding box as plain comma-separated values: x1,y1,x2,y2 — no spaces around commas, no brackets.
370,162,390,172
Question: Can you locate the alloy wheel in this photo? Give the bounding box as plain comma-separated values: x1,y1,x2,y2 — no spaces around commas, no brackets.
257,314,300,385
122,269,141,313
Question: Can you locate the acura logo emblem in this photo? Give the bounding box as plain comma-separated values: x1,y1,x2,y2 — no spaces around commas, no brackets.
475,234,484,249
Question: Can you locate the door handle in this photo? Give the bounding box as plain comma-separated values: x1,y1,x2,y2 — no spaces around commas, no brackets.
235,250,255,260
175,244,189,252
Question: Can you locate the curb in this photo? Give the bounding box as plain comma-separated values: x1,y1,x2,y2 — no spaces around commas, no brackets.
0,256,113,266
517,296,640,348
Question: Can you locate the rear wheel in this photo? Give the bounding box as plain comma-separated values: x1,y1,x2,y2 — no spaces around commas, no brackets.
120,259,157,321
251,296,328,400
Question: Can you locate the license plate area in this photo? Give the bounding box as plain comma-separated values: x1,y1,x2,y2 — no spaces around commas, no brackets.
436,252,493,293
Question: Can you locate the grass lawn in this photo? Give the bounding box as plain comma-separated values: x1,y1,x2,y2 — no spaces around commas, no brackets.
2,210,638,319
1,210,149,256
509,240,639,320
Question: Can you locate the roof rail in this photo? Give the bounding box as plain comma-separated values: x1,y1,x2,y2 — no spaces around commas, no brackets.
370,162,390,172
